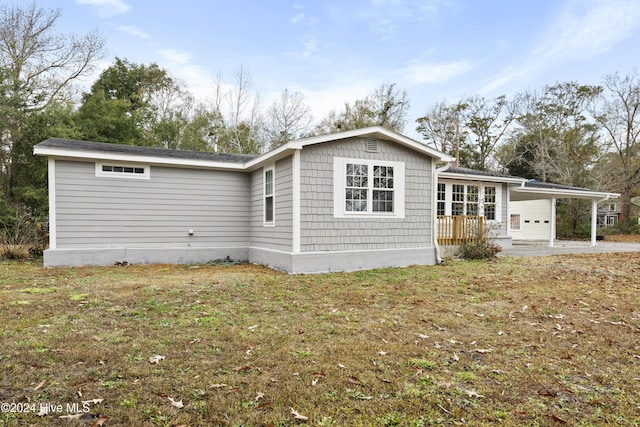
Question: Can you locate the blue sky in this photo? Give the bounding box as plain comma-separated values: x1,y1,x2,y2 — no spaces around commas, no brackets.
48,0,640,133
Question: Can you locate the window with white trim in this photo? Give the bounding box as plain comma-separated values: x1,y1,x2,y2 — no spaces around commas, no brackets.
510,213,522,230
437,181,501,221
334,158,405,218
264,167,274,225
96,163,150,179
437,183,446,216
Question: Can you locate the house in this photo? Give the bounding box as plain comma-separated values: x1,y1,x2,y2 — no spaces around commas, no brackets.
597,200,620,228
34,127,619,273
34,127,454,273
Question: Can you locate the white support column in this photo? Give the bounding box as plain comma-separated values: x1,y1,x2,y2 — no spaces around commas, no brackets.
549,197,556,247
591,199,598,247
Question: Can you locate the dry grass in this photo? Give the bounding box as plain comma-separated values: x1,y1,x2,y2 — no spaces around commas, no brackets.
0,254,639,426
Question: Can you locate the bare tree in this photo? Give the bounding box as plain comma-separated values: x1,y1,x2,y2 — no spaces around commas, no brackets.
415,100,467,164
264,88,312,149
208,66,263,154
311,83,410,135
591,70,640,232
0,1,105,201
464,95,516,171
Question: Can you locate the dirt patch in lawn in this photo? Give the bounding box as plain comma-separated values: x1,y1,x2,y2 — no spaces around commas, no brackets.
0,255,638,426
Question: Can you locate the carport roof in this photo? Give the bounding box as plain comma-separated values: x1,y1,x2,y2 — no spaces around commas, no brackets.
511,180,619,201
440,167,620,201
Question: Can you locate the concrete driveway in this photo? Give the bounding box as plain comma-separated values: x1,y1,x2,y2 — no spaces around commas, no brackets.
500,240,640,257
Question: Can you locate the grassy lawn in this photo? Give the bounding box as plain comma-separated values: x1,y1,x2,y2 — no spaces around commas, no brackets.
0,254,639,426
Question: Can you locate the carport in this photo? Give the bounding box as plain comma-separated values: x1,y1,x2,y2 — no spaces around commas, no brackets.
510,181,620,248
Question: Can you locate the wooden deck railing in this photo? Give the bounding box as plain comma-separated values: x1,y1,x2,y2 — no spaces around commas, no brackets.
437,215,486,245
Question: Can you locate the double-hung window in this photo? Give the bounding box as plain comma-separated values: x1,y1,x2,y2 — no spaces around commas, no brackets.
334,158,405,218
264,167,274,225
438,181,501,221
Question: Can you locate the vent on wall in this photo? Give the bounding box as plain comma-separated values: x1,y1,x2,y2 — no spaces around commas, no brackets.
365,138,378,152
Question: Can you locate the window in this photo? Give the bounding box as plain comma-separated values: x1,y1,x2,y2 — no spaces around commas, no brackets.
334,158,405,218
437,183,446,216
606,215,618,227
510,213,521,231
483,186,496,220
467,185,479,216
437,182,501,221
452,184,465,215
609,203,617,212
264,167,274,225
96,163,150,179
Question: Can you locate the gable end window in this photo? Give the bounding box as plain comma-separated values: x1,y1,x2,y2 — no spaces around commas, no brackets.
334,157,405,218
95,163,150,179
264,167,275,225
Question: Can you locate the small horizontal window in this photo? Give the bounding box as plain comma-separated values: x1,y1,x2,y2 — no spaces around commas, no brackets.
96,163,150,179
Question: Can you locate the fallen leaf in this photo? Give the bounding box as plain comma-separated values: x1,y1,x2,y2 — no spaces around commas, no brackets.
149,355,165,364
34,380,46,391
82,398,104,405
168,397,184,409
347,376,363,385
254,392,265,402
311,378,319,386
378,350,387,356
210,383,228,389
94,415,109,426
474,348,493,354
464,389,484,398
338,363,346,369
59,414,83,420
290,407,308,420
415,334,429,339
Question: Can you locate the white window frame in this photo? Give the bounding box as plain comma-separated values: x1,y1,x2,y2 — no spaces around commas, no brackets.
437,180,502,222
263,166,275,226
333,157,405,218
95,162,150,180
510,213,522,231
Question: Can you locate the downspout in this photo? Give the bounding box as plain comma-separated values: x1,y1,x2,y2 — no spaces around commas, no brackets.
433,161,451,264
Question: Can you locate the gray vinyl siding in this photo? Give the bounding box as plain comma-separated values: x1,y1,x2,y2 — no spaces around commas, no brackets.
55,160,251,248
299,137,432,252
249,156,293,251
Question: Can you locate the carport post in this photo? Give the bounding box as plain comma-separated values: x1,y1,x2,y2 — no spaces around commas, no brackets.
591,199,597,247
549,197,556,247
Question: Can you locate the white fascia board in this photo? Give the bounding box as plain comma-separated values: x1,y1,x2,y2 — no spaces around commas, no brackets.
33,146,246,170
278,126,454,163
511,187,620,200
439,171,524,184
244,144,299,170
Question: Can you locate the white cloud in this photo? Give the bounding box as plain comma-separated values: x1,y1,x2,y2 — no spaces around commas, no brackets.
359,0,445,39
75,0,130,17
291,13,305,24
533,0,640,62
113,25,149,39
481,0,640,93
158,49,192,66
401,59,474,84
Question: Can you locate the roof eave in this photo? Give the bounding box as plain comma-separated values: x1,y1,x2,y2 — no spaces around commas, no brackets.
511,186,621,200
439,171,524,184
33,146,247,170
